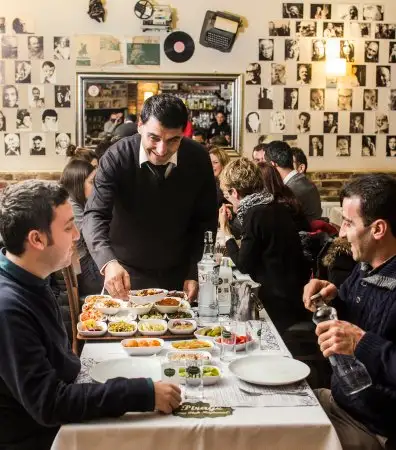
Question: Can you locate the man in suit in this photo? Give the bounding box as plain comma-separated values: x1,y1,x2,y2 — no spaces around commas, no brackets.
113,114,138,138
265,140,322,222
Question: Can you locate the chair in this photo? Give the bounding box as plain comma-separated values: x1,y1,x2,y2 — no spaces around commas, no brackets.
62,264,81,355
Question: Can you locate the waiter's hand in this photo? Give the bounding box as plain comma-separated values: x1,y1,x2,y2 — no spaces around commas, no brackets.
183,279,198,302
104,261,131,300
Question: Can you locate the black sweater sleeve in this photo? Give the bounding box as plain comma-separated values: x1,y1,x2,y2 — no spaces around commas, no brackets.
0,304,155,427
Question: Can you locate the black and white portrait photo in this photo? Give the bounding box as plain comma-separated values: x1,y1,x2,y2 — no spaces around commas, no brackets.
0,17,5,34
297,112,311,133
1,36,18,58
338,88,353,111
323,112,338,133
376,66,391,87
40,61,56,84
297,63,312,85
2,85,19,108
259,39,274,61
285,39,300,60
282,3,304,19
350,112,365,133
309,135,324,156
362,4,384,21
42,109,58,132
349,22,371,38
375,113,389,134
12,17,34,34
29,85,45,108
323,22,344,37
54,36,71,60
363,89,378,110
365,41,380,62
4,133,21,156
284,88,299,109
258,87,273,109
389,89,396,110
310,88,325,110
389,42,396,62
246,111,261,133
296,21,317,37
312,39,326,61
16,109,32,131
336,135,351,156
310,4,332,19
246,63,261,85
271,63,286,85
340,40,355,62
28,36,44,59
386,136,396,156
350,65,366,86
55,85,71,107
270,111,286,133
375,24,396,39
15,60,31,83
55,132,71,155
269,20,290,36
0,110,6,131
362,136,376,156
336,4,359,20
29,133,46,156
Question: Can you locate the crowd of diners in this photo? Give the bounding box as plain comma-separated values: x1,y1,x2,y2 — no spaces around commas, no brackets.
0,93,395,450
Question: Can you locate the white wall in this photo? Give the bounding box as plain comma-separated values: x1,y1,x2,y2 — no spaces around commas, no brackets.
0,0,395,171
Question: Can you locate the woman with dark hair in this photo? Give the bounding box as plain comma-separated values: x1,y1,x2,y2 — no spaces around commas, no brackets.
67,146,98,167
259,162,310,231
60,160,103,295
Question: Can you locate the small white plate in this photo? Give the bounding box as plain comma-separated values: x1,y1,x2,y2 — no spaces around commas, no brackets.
79,311,107,322
178,365,222,385
138,319,168,336
90,358,162,383
138,311,166,320
95,299,123,315
127,303,153,315
77,321,107,337
194,326,221,342
170,340,215,352
229,355,310,386
121,338,165,356
107,321,138,337
167,350,212,365
108,311,137,323
84,294,112,305
154,298,181,314
168,319,197,335
129,289,168,305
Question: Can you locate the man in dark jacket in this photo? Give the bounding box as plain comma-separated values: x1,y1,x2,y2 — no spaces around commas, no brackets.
83,94,218,300
113,114,138,137
0,181,181,450
265,140,322,222
303,174,396,450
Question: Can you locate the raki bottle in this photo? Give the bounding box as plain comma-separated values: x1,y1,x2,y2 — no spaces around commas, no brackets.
312,294,372,396
198,231,219,325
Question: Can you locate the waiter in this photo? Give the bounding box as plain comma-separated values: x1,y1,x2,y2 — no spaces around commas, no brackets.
83,94,218,300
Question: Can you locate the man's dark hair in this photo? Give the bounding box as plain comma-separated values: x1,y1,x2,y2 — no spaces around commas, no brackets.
32,135,42,142
61,159,95,208
126,114,137,122
140,94,188,130
42,109,58,122
42,61,55,69
193,130,205,138
0,180,69,256
265,140,294,170
252,143,267,157
340,174,396,237
291,147,308,172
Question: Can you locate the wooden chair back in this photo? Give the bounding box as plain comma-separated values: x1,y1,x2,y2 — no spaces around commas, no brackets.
62,264,80,355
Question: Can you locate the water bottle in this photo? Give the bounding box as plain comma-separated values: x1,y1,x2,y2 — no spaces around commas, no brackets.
217,257,233,315
312,296,372,396
198,231,219,325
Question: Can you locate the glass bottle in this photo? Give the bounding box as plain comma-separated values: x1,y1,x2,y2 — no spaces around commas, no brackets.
313,299,372,396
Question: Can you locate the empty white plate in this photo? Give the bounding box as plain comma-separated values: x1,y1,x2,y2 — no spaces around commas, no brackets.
90,358,162,383
229,355,310,386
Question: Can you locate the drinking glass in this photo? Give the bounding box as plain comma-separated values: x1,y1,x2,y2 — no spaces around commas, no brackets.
245,320,262,354
219,319,237,362
184,358,204,401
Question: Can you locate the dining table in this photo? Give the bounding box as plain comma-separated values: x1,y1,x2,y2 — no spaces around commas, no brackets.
51,309,342,450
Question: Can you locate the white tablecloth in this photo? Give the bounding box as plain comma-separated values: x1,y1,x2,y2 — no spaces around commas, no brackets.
52,313,342,450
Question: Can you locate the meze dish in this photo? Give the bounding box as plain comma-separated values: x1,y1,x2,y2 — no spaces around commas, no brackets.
194,326,222,341
167,350,212,365
168,319,197,335
107,320,138,337
155,297,180,313
95,298,123,315
121,338,165,356
178,366,222,385
129,288,168,305
138,319,168,336
77,320,107,337
171,339,215,351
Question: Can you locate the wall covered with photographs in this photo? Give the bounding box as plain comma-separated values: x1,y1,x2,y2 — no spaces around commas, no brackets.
0,0,395,171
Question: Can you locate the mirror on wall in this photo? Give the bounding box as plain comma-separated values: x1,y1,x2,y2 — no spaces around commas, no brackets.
76,73,243,155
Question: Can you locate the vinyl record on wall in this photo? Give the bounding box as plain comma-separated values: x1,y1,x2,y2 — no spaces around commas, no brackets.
164,31,195,63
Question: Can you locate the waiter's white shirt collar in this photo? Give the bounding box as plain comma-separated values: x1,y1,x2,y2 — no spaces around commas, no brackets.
283,169,298,185
139,142,178,178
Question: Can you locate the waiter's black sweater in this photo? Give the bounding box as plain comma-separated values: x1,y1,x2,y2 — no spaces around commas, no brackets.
83,135,218,280
0,252,155,450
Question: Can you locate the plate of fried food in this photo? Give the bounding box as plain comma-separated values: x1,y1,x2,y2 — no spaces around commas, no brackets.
121,338,165,356
77,320,107,337
129,288,168,305
107,320,138,337
171,339,215,352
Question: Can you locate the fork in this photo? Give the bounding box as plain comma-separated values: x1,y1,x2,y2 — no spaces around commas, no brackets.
239,387,309,397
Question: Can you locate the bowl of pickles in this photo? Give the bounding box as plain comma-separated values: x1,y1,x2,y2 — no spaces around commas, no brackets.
178,365,222,385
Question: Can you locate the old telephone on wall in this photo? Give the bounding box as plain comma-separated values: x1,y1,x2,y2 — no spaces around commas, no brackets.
199,11,241,53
